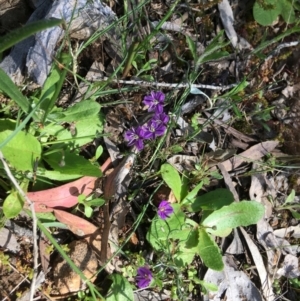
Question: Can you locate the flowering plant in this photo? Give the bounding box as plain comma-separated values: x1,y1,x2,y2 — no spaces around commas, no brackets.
124,91,169,151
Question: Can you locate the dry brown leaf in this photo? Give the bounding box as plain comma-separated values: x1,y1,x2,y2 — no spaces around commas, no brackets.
221,141,279,171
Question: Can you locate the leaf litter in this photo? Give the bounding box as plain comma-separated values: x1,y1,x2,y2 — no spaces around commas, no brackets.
0,0,300,300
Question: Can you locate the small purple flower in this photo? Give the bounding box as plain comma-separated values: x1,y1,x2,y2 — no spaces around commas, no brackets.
152,112,169,125
142,119,166,140
143,91,165,113
136,266,153,288
158,200,174,220
124,126,146,151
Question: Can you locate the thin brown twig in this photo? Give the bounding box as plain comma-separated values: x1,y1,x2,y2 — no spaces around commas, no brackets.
0,151,38,301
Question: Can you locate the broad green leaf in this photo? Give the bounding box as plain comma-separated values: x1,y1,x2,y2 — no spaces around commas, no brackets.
3,191,23,218
202,201,265,237
54,100,101,122
0,19,63,53
172,225,199,267
56,114,104,147
43,149,102,177
279,0,295,23
146,204,185,251
174,242,198,267
198,228,223,271
161,163,182,201
106,274,134,301
0,129,41,171
190,188,234,212
253,0,280,26
0,68,30,113
182,181,203,206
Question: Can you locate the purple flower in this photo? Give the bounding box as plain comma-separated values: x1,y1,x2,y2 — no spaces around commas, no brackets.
158,200,174,220
152,112,169,125
136,266,153,288
124,126,146,151
143,91,165,113
142,119,166,140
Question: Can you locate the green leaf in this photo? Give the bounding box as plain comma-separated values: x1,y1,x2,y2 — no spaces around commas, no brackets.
56,114,104,147
253,0,281,26
0,129,41,171
0,68,31,113
95,145,103,160
54,100,101,122
88,198,105,207
37,168,81,181
39,53,72,122
190,188,234,212
198,228,224,271
202,201,265,237
196,31,230,67
161,163,182,201
284,189,295,205
174,242,198,267
146,204,186,251
3,191,23,218
84,206,93,218
0,19,63,53
182,181,203,206
279,0,295,23
43,149,102,177
186,35,197,61
106,274,134,301
194,279,218,292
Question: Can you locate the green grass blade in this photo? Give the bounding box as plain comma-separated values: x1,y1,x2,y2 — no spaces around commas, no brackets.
0,19,63,53
0,68,31,113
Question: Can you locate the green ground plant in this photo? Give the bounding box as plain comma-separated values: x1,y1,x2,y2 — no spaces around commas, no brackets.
0,1,300,300
253,0,297,26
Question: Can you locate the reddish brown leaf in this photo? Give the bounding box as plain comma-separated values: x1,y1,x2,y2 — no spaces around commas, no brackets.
27,157,111,212
54,209,98,237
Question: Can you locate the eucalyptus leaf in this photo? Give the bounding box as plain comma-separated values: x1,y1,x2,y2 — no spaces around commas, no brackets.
202,201,265,237
198,228,224,271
